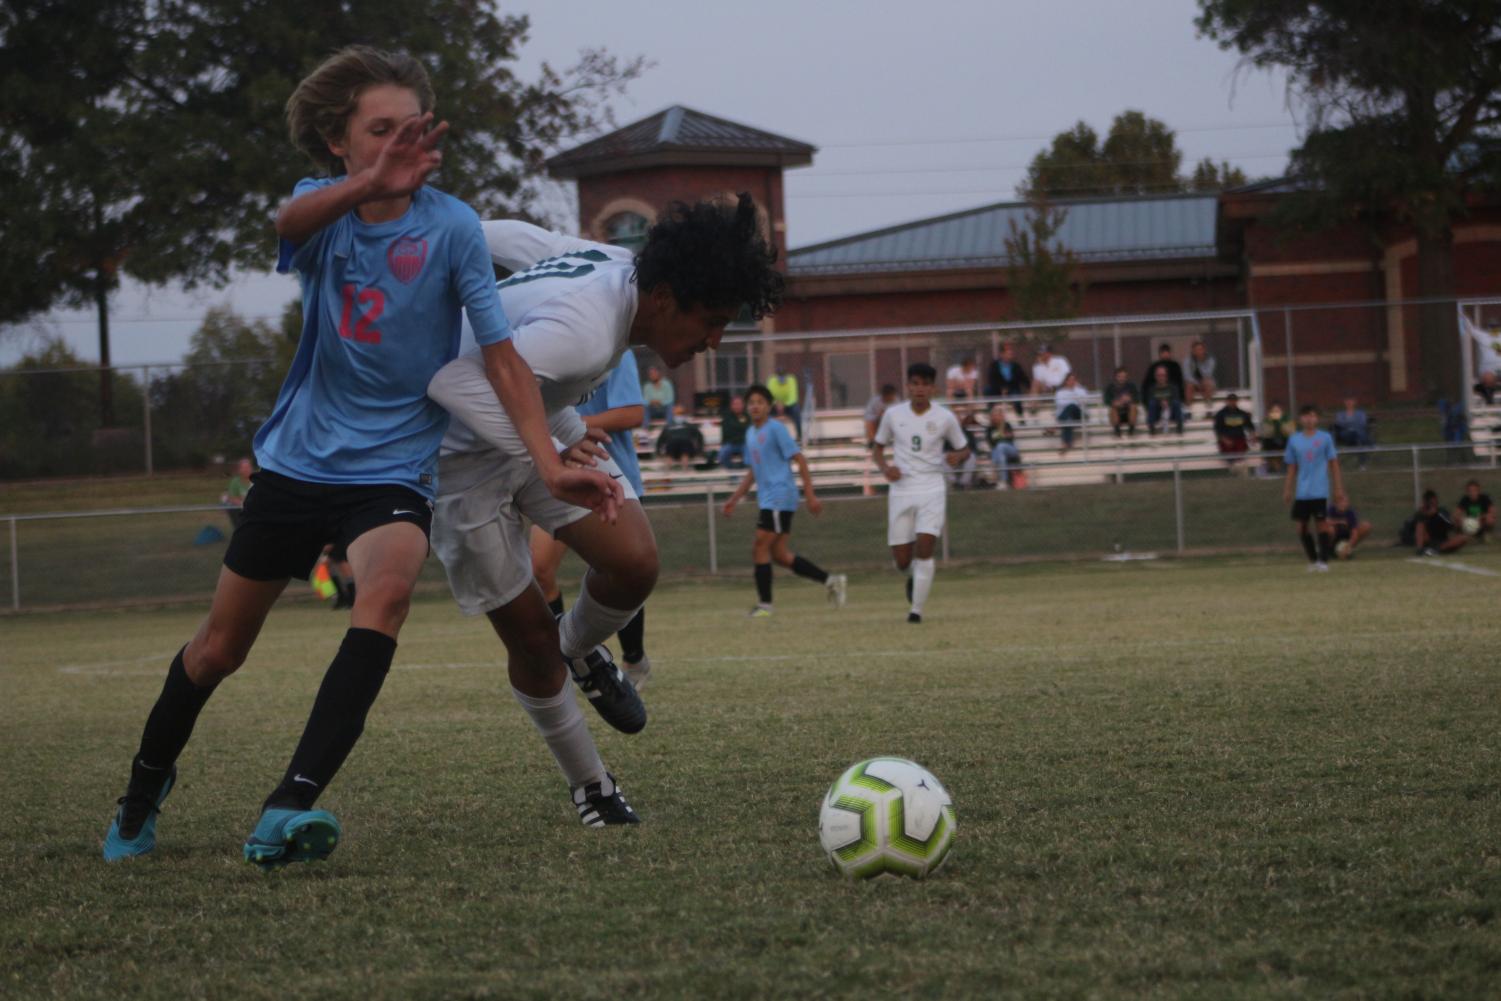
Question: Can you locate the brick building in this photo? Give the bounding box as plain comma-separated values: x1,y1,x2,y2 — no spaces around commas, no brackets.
547,106,1499,411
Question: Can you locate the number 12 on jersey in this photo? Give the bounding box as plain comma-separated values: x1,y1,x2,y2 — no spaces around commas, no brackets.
339,284,385,344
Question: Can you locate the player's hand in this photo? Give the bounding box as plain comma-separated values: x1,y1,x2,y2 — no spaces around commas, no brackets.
543,467,623,524
1336,491,1348,508
807,495,824,517
558,429,609,468
883,467,901,482
944,452,964,468
721,499,736,518
368,112,449,199
1282,489,1292,506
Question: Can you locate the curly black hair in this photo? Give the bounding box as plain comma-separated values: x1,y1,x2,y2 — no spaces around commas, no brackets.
634,193,784,319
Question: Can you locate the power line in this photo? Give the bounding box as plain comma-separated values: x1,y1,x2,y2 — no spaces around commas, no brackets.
815,121,1299,150
787,152,1290,180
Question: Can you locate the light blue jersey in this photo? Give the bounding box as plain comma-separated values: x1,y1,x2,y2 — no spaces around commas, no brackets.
577,352,645,496
748,419,800,512
1285,429,1337,500
257,177,511,498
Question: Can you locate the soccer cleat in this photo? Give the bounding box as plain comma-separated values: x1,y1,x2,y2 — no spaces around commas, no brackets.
102,766,177,862
623,653,652,692
908,611,923,624
1419,547,1439,557
748,604,773,618
571,773,640,827
1314,561,1330,572
826,574,848,608
242,807,342,868
566,645,647,734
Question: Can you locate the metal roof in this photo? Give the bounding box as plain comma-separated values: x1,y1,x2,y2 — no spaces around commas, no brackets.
547,105,816,178
786,193,1220,276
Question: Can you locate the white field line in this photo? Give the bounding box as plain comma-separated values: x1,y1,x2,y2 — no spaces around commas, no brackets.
1405,558,1501,578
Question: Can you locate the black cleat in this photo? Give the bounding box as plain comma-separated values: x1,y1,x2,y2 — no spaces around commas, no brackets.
566,645,647,734
908,612,922,624
572,773,640,827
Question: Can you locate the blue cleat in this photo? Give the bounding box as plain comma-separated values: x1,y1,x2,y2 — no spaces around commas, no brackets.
103,767,177,862
243,807,342,868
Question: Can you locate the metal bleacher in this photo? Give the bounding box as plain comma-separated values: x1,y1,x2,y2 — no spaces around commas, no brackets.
633,389,1261,498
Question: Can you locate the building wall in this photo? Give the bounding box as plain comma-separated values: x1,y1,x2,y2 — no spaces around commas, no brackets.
576,165,789,260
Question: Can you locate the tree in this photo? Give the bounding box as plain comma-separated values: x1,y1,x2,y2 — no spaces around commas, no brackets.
1024,111,1183,198
1190,158,1249,192
0,2,644,425
1196,0,1501,401
1004,194,1084,325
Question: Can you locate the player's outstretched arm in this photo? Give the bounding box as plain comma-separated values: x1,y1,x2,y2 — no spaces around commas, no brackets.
584,405,646,434
722,469,756,516
794,453,823,515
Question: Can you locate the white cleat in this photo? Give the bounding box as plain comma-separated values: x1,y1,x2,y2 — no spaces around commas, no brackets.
826,574,848,609
1314,561,1330,572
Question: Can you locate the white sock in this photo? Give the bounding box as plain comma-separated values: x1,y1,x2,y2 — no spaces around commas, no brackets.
511,683,606,788
910,558,936,614
559,583,642,660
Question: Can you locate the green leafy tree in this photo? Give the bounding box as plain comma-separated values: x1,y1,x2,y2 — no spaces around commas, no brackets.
1190,157,1250,192
1025,111,1183,197
0,1,644,425
0,338,145,477
1004,194,1084,326
1196,0,1501,400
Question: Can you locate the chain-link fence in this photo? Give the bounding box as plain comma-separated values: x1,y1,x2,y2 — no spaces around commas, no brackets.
4,442,1495,613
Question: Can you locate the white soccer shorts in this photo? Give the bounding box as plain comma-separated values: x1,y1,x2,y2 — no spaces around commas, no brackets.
432,448,638,616
887,489,947,546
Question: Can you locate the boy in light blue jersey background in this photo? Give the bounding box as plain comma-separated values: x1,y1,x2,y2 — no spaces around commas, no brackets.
1282,403,1345,571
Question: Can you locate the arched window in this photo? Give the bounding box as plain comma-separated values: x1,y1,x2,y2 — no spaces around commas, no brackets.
605,212,649,250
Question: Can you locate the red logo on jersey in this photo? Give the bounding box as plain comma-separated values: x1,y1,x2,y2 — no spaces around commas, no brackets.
387,237,427,284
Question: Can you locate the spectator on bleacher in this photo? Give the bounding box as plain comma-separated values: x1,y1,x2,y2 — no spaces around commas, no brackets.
1213,392,1257,467
1030,343,1071,402
1140,344,1185,406
641,366,676,424
1456,479,1497,541
986,403,1021,489
863,384,899,444
1054,372,1090,453
656,405,704,469
1145,364,1185,435
1474,369,1498,405
717,395,752,469
1104,366,1140,438
768,363,801,439
985,341,1029,416
1186,340,1217,413
1327,495,1373,559
946,356,979,400
1261,403,1293,473
1414,490,1468,556
220,456,255,530
1331,396,1373,449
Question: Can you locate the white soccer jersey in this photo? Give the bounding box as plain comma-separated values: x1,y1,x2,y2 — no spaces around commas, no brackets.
873,401,967,495
431,221,639,457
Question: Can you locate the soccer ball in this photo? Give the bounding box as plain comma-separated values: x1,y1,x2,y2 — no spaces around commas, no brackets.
1463,516,1481,536
1334,539,1352,559
818,757,955,879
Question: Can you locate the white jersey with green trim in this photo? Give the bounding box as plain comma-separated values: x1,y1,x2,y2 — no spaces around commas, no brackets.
873,401,966,495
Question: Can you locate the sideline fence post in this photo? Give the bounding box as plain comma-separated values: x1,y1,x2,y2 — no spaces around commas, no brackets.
8,516,18,611
1173,461,1185,555
705,485,718,575
142,365,153,476
1411,445,1421,509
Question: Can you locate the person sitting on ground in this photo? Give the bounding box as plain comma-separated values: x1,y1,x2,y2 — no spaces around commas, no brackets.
1475,370,1498,406
863,384,899,444
1326,495,1372,559
1145,363,1185,435
1213,392,1257,466
985,341,1029,416
1261,402,1293,473
986,404,1022,490
1331,396,1374,450
656,404,703,468
1455,479,1497,541
717,394,752,469
1053,372,1090,453
1029,342,1071,407
1414,490,1468,556
1140,343,1185,409
1186,340,1217,412
641,366,675,424
946,356,979,400
1104,366,1139,438
220,456,255,530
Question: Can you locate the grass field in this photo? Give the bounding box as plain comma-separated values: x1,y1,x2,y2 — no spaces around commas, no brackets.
5,549,1501,999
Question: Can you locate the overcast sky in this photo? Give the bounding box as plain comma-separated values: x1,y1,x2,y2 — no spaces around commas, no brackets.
2,0,1295,367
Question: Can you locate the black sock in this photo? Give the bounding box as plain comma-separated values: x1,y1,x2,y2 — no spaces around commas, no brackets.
1317,532,1333,562
790,555,829,584
266,628,395,811
1300,531,1318,562
754,563,773,604
617,608,646,663
547,594,565,618
130,646,218,794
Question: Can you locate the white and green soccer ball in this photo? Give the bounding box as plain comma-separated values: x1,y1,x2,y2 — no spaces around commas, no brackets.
1463,515,1481,536
818,757,955,879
